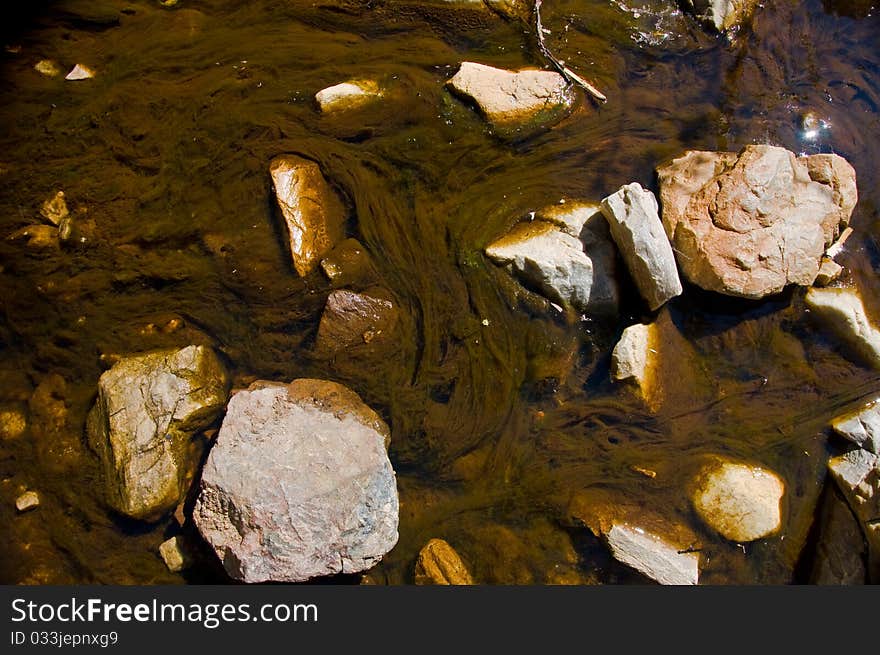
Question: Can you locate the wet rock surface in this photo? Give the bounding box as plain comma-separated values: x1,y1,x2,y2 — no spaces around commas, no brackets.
600,183,682,310
446,61,575,131
315,288,399,356
827,448,880,581
269,155,346,277
316,80,382,112
194,379,399,583
605,523,699,585
485,201,618,316
689,458,785,542
414,538,474,584
832,399,880,454
87,345,230,521
657,146,857,298
805,287,880,370
680,0,760,32
810,487,866,584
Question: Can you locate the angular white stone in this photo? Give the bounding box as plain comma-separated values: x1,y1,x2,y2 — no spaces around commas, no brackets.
65,64,95,81
15,491,40,512
832,399,880,454
611,323,654,391
600,183,682,310
606,524,699,585
805,287,880,370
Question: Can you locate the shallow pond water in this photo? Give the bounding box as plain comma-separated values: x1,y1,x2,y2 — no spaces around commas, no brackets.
0,0,878,584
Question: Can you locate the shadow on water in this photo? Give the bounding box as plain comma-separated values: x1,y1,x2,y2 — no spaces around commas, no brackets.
0,0,879,584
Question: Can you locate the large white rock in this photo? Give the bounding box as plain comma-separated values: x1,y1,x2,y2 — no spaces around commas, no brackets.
87,345,229,521
194,379,399,583
485,202,618,316
832,399,880,454
446,61,575,130
600,183,683,310
269,155,345,277
605,524,699,585
689,459,785,542
805,287,880,370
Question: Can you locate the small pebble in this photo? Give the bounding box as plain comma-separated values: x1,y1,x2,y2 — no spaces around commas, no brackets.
159,536,190,572
34,59,61,77
0,409,27,440
65,64,95,81
40,190,68,226
16,491,40,513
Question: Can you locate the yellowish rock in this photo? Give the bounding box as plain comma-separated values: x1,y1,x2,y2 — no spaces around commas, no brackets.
34,60,61,77
40,190,69,226
0,409,27,440
159,536,191,573
414,538,474,585
16,490,40,513
690,458,785,542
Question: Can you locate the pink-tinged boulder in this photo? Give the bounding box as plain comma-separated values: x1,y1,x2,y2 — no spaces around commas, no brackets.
657,145,857,299
194,379,398,583
269,155,345,277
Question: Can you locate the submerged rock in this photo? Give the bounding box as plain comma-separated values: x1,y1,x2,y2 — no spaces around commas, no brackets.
485,201,619,316
814,258,843,287
65,64,95,81
805,287,880,370
159,536,192,573
15,490,40,513
194,379,399,583
87,345,230,521
320,238,379,288
34,59,61,77
316,80,382,112
680,0,760,32
810,487,867,584
446,61,575,132
832,399,880,454
600,183,682,310
484,0,532,22
656,146,857,298
611,322,658,403
8,224,59,249
269,155,345,277
605,524,699,585
40,191,69,226
315,288,399,355
827,448,880,580
0,408,27,440
414,538,474,585
689,458,785,542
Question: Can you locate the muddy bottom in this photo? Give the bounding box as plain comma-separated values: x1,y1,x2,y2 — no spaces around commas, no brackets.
0,0,879,585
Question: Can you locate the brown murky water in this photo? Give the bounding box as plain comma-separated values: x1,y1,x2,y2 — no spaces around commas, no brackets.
1,0,878,584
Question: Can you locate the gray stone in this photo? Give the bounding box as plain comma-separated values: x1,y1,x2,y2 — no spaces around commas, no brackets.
605,523,699,585
832,399,880,454
269,155,346,277
805,287,880,370
485,202,618,316
656,146,857,298
828,448,880,581
65,64,95,81
193,379,399,583
600,183,682,310
87,345,229,521
446,61,575,130
689,458,785,542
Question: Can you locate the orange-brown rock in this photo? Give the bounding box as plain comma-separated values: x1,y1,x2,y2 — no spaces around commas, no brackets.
269,155,345,277
414,538,474,585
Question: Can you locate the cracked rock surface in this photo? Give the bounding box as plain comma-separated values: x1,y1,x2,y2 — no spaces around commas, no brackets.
87,345,229,521
193,379,399,583
657,145,857,298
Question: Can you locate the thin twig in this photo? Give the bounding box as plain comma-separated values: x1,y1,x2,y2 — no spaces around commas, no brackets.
534,0,607,103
